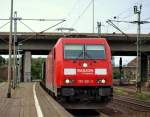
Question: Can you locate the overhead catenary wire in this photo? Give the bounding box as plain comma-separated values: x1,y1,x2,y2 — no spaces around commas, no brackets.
114,0,150,21
65,0,80,19
107,1,140,33
15,18,65,43
18,18,65,33
0,21,10,43
112,1,139,20
19,20,66,44
114,8,133,19
0,21,10,30
143,16,150,21
21,18,65,21
71,0,93,27
108,19,132,23
0,19,10,20
112,0,144,21
107,19,150,34
110,1,150,33
40,20,66,33
19,20,35,32
119,14,135,20
63,0,80,27
109,19,150,24
106,20,128,38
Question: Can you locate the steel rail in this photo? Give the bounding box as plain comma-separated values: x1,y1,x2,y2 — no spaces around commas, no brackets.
113,96,150,111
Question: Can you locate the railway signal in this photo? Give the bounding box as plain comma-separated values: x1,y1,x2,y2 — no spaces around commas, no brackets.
119,57,123,85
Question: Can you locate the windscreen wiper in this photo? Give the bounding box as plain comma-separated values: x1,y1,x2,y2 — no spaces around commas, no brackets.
84,51,93,59
75,52,84,59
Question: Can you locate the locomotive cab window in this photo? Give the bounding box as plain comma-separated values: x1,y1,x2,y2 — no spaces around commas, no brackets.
85,45,105,59
64,45,84,59
64,44,105,59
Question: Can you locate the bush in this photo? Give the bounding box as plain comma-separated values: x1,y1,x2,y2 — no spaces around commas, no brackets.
31,58,45,80
113,72,121,79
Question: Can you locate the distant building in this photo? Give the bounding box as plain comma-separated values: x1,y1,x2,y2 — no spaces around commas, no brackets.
126,58,136,80
127,57,150,82
113,58,136,80
113,57,150,86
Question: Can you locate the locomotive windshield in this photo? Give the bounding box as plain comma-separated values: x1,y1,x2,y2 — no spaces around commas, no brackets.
64,45,84,59
64,44,105,59
85,45,105,59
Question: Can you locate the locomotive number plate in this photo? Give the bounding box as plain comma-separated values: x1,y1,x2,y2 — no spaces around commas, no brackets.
77,80,94,84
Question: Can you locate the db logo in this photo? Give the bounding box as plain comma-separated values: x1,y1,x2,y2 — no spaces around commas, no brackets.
77,69,94,74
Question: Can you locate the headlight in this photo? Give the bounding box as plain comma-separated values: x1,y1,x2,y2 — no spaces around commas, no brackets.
64,68,76,75
65,79,75,84
65,79,70,84
101,79,106,84
96,79,106,84
95,68,107,75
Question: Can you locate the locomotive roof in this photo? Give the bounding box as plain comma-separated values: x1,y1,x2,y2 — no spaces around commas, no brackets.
60,37,108,44
60,37,106,40
54,37,109,48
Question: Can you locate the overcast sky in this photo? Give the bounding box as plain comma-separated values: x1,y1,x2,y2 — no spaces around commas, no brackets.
0,0,149,33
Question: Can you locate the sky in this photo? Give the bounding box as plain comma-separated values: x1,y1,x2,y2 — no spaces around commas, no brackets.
0,0,149,33
0,0,149,65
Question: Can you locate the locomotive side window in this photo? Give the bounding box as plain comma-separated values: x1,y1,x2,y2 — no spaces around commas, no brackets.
85,45,105,59
64,45,84,59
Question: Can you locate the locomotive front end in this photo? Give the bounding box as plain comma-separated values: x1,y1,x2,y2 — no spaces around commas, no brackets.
60,38,113,102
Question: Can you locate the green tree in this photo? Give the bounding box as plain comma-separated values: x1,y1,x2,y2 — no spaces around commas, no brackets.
113,71,121,79
31,58,45,80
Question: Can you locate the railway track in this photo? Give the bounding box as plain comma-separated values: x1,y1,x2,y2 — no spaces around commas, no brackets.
67,109,110,117
40,83,109,117
95,95,150,117
67,109,99,117
113,95,150,112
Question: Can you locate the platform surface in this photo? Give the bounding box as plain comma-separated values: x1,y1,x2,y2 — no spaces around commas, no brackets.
0,82,72,117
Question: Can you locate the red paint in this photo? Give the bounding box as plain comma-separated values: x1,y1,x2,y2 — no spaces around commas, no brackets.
45,37,112,92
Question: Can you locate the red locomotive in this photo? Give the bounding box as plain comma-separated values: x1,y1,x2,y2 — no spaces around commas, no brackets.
42,37,113,109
